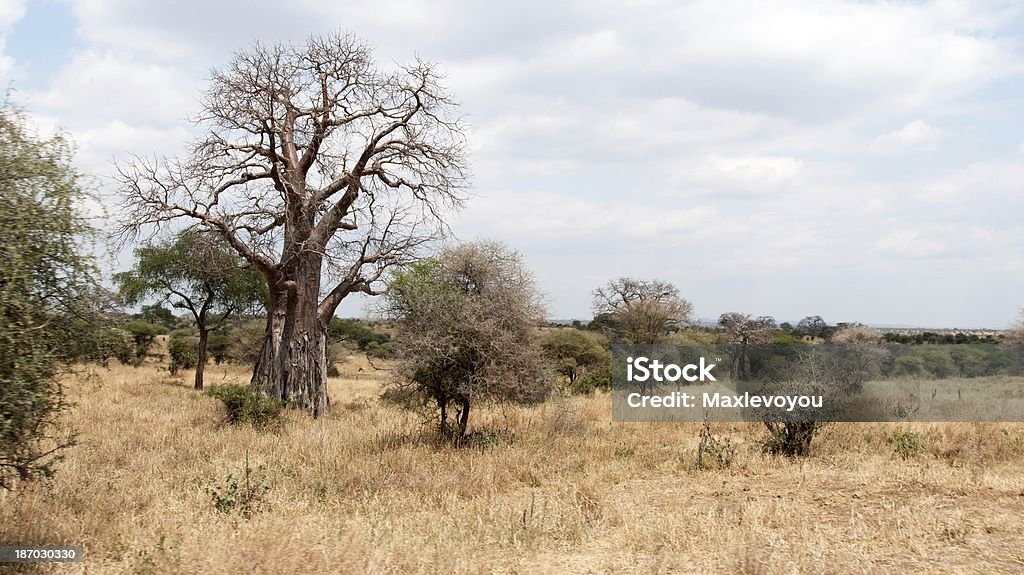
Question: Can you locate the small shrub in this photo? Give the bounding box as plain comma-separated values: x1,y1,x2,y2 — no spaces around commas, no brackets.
167,335,198,375
569,365,612,395
208,453,270,518
206,385,284,429
762,421,821,457
123,320,166,363
891,430,927,459
696,421,735,469
364,340,395,359
379,386,424,409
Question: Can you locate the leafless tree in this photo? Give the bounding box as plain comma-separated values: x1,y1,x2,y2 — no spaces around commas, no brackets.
1006,308,1024,344
718,312,775,380
117,33,468,416
592,278,693,344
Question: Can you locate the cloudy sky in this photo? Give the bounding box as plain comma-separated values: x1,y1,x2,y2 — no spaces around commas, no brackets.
2,0,1023,327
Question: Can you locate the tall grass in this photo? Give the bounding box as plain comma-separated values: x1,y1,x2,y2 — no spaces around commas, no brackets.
1,362,1022,574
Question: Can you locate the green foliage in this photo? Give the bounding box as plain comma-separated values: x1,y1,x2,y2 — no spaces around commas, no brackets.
207,335,230,364
0,103,93,488
66,323,135,366
226,320,266,364
136,304,178,330
771,330,808,346
364,340,395,359
891,430,927,459
329,319,391,350
540,329,609,388
796,315,833,339
123,320,165,362
569,364,612,395
206,385,284,429
115,231,265,390
208,453,270,518
114,231,266,322
168,335,199,375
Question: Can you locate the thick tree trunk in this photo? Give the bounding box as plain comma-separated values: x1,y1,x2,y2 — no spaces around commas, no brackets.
250,255,331,417
195,328,209,391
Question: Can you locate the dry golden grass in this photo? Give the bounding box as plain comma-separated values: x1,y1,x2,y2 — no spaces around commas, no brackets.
2,359,1024,574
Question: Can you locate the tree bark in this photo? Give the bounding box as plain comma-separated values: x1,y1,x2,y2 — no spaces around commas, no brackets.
438,395,448,435
195,328,209,391
456,396,470,438
250,255,331,417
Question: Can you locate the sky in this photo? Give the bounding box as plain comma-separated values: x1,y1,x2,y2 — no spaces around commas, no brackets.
2,0,1023,328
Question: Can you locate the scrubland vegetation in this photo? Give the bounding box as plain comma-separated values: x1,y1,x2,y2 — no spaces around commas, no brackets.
2,358,1023,574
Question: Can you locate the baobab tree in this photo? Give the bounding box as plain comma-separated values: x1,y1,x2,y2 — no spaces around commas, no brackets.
117,33,468,416
718,312,775,380
592,278,693,344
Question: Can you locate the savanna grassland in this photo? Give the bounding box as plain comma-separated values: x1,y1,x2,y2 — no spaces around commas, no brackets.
3,356,1024,575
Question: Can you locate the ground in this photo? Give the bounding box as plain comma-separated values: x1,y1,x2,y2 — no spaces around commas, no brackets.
2,359,1023,574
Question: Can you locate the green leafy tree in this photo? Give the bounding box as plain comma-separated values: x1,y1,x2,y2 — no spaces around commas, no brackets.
136,303,178,330
796,315,832,339
385,241,551,438
539,329,609,387
115,231,264,389
122,319,166,362
0,104,95,488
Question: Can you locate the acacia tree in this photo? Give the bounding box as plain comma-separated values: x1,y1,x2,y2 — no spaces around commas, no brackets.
115,230,264,390
385,241,550,438
796,315,831,339
592,278,693,344
117,33,468,415
539,329,608,387
0,104,94,487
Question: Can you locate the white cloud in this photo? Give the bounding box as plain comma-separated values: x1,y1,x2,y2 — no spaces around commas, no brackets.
70,120,191,175
875,229,949,258
0,0,25,30
677,154,804,195
26,50,198,127
0,0,25,84
655,1,1014,117
871,120,943,152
